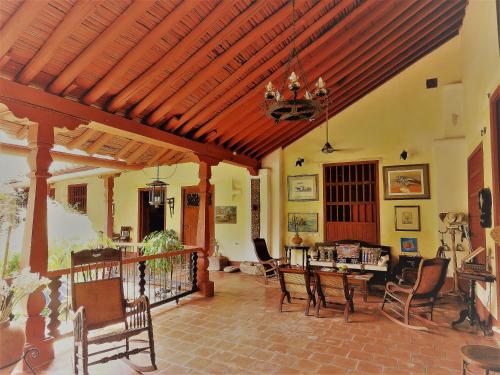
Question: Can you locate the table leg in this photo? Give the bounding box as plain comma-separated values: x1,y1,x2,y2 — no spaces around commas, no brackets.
363,281,367,302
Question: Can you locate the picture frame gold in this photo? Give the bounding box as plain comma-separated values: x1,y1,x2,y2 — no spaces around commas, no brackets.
287,174,319,201
395,205,421,231
383,164,430,200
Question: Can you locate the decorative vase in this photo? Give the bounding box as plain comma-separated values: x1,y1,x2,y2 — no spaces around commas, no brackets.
292,234,303,245
0,319,26,370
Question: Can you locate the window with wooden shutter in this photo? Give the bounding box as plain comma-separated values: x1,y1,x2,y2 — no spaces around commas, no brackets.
68,184,87,213
323,161,379,243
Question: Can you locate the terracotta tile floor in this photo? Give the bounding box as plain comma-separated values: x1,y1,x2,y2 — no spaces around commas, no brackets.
12,272,500,374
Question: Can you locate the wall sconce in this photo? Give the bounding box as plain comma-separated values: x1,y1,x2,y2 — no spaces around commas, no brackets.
166,197,175,218
480,127,487,136
296,157,304,167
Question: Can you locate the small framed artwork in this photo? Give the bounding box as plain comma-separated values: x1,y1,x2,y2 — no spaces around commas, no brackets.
287,213,319,232
215,206,237,224
288,174,319,201
395,206,421,231
401,238,418,253
383,164,430,200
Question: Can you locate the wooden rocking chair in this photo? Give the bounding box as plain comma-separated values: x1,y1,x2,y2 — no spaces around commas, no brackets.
70,248,156,374
381,257,450,331
278,268,316,315
253,238,288,284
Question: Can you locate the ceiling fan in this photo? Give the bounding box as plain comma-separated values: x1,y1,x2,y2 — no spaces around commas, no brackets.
321,99,340,153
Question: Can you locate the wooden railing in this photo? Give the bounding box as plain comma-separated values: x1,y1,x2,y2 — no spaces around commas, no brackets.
45,247,200,338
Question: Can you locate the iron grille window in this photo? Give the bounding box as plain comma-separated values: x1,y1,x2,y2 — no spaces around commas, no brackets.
68,184,87,213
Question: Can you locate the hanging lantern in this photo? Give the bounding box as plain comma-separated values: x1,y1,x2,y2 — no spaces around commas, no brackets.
147,165,168,208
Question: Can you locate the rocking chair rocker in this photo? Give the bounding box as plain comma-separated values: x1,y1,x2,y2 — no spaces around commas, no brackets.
70,248,156,374
381,257,449,331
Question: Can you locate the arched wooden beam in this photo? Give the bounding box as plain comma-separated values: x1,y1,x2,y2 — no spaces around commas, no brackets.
252,20,463,159
0,0,49,61
145,0,308,125
191,0,377,141
48,0,153,95
129,0,273,119
227,0,444,151
17,0,103,85
165,0,333,133
106,1,235,113
81,0,197,105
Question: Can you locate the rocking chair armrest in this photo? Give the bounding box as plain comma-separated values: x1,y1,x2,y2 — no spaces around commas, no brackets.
261,259,279,268
386,281,413,294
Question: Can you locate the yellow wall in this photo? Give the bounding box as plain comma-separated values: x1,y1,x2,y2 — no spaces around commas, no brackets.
282,0,500,317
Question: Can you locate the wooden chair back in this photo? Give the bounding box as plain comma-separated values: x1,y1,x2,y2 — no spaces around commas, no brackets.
278,268,313,296
413,258,450,298
71,248,125,330
315,271,349,300
253,238,272,262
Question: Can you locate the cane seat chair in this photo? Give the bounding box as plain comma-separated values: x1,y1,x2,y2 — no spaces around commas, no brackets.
253,238,288,284
70,248,156,374
278,268,316,315
381,257,450,331
314,271,354,322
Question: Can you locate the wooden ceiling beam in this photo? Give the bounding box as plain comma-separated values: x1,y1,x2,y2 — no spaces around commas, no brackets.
126,143,150,164
85,132,114,155
106,1,236,113
146,148,170,167
145,0,309,125
157,149,177,165
252,18,463,158
0,141,143,170
192,0,389,142
17,0,103,85
129,0,273,119
0,0,49,61
66,128,98,150
0,79,260,169
48,1,153,95
114,140,138,160
228,0,444,151
82,1,196,104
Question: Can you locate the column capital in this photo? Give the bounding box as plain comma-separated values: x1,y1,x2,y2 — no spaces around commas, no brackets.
195,154,221,167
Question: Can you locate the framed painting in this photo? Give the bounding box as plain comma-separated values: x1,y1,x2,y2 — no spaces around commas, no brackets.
288,174,319,201
400,238,418,253
287,213,319,232
383,164,430,200
215,206,237,224
395,206,421,231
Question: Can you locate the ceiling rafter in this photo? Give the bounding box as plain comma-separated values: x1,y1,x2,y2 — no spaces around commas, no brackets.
129,0,275,119
66,128,98,150
114,139,138,160
85,132,114,155
146,148,170,166
48,0,154,95
252,16,464,158
126,143,150,164
0,0,49,61
145,0,308,125
17,0,103,85
81,0,197,105
190,0,373,142
106,1,236,113
227,0,440,151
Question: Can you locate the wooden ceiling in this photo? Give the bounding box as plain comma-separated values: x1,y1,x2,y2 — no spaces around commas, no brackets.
0,0,467,160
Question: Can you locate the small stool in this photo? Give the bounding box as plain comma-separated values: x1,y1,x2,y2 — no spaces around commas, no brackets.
461,345,500,375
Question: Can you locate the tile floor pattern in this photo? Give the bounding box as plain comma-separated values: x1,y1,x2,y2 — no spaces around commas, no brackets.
11,272,500,375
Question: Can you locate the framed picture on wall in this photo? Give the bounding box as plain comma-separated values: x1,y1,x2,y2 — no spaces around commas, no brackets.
401,237,418,253
215,206,237,224
395,206,421,231
383,164,430,200
287,213,319,232
288,174,319,201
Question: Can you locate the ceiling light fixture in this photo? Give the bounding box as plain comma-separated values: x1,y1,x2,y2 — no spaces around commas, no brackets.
148,165,168,208
264,0,327,124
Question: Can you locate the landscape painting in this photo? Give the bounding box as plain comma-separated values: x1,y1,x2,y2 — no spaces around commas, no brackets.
215,206,237,224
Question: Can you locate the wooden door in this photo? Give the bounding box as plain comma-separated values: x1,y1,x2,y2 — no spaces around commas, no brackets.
181,186,215,247
467,144,486,261
323,161,380,243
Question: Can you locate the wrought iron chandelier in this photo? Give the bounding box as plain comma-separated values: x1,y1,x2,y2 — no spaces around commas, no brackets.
147,165,168,208
264,0,328,124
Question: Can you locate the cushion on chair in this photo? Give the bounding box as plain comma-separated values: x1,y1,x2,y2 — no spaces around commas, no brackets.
361,247,382,264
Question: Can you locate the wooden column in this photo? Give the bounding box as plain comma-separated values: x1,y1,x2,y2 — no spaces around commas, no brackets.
101,174,119,238
196,156,219,297
21,122,55,366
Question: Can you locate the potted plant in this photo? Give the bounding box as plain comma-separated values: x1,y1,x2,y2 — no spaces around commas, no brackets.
290,215,305,245
0,268,48,369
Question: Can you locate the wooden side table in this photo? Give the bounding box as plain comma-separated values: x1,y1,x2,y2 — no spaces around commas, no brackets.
461,345,500,374
284,245,310,266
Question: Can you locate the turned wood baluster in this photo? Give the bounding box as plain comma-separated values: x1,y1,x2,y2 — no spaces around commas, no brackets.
138,261,146,296
191,251,198,292
47,276,62,338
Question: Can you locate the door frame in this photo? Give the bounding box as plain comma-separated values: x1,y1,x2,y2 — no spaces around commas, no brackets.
137,187,167,242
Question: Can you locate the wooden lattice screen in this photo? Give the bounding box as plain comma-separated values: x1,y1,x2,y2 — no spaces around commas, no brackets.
68,184,87,213
323,161,379,243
